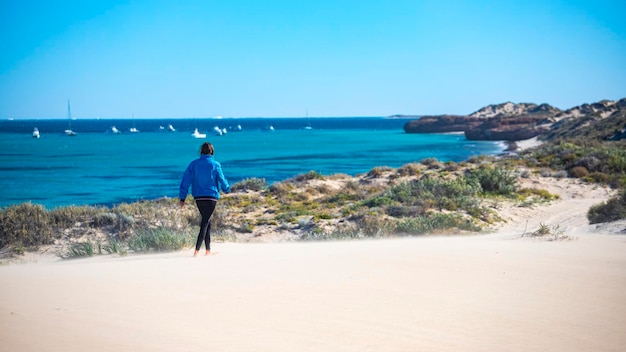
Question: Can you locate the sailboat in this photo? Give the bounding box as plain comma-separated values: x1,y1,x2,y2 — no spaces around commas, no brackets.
191,128,206,138
64,100,77,136
32,127,40,138
129,113,139,133
304,109,313,130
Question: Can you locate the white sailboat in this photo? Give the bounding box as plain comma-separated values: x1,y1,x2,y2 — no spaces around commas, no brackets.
64,100,77,136
110,126,121,134
191,128,206,138
32,127,40,138
304,109,313,130
129,115,139,133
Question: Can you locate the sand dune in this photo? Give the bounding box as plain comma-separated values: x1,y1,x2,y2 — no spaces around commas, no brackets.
2,236,625,351
1,177,626,351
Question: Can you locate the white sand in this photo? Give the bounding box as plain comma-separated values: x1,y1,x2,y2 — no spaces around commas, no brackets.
515,137,543,151
1,177,625,352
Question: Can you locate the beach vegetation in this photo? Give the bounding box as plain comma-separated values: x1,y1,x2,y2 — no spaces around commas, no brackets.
517,188,560,202
127,227,193,253
395,213,481,234
523,223,571,241
396,163,423,177
367,166,393,178
465,165,517,196
587,190,626,224
526,139,626,186
300,223,368,241
0,203,54,253
420,157,441,169
62,241,97,258
231,177,268,192
569,166,589,178
290,170,325,182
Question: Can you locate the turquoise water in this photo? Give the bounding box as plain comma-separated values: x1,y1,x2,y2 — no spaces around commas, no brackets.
0,118,504,208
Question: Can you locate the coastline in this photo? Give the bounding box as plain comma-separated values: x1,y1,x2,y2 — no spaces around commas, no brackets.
1,174,625,351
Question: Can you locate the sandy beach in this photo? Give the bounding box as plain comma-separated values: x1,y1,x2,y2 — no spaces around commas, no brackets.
1,177,626,352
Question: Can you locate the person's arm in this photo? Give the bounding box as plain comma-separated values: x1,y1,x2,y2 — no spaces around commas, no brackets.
215,162,230,194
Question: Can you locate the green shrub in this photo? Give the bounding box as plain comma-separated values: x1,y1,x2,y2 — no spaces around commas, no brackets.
465,166,517,196
231,178,268,192
269,182,294,199
367,166,392,177
92,212,118,227
587,172,611,184
291,170,324,182
420,158,440,169
354,215,396,237
588,191,626,224
395,213,480,235
49,205,101,228
0,203,54,251
569,166,589,178
62,241,96,258
300,224,369,241
128,227,193,252
397,163,423,177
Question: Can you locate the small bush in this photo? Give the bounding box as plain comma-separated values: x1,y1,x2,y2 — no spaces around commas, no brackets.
588,191,626,224
0,203,54,251
465,166,517,196
128,228,193,252
300,224,369,241
587,172,611,184
354,215,396,237
231,178,268,192
92,212,118,227
395,213,480,235
368,166,392,178
62,241,96,258
420,158,440,169
569,166,589,178
397,163,423,177
523,223,571,241
291,170,324,182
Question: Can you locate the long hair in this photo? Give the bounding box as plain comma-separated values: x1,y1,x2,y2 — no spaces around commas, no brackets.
200,142,214,155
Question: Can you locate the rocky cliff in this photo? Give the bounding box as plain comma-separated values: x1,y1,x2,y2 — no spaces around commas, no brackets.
403,102,559,141
403,99,626,142
546,98,626,141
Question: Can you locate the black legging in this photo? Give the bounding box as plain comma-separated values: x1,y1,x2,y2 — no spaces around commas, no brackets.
195,199,217,251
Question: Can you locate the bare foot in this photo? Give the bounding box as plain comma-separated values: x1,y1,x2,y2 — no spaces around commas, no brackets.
193,250,199,257
205,250,211,256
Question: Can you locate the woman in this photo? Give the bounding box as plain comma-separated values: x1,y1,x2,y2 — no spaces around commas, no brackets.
179,142,230,256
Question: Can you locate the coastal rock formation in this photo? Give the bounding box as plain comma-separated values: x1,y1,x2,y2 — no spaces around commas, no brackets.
403,115,483,133
403,99,626,142
403,102,560,141
469,102,560,119
546,98,626,141
464,115,550,141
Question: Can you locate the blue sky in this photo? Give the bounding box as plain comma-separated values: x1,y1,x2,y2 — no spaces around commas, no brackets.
1,0,625,118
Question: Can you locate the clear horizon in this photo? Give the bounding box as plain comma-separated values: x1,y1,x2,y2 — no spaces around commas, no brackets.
1,0,625,119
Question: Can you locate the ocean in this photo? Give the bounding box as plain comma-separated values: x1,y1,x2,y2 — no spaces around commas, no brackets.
0,117,504,209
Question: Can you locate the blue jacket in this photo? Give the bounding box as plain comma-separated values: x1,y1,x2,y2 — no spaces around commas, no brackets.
179,155,230,201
